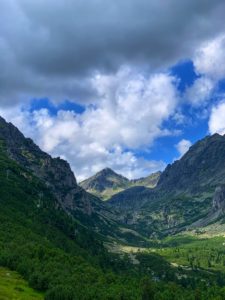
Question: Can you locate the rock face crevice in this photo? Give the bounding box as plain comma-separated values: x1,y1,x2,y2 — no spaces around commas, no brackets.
213,185,225,213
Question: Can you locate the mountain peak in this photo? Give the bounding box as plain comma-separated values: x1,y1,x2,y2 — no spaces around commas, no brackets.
80,168,129,196
97,167,118,176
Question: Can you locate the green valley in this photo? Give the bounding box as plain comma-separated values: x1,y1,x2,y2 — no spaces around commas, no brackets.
1,117,225,299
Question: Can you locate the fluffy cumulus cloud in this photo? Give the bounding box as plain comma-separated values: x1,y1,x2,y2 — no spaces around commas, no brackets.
194,35,225,80
0,68,177,180
186,35,225,107
176,139,192,157
186,77,214,107
208,101,225,135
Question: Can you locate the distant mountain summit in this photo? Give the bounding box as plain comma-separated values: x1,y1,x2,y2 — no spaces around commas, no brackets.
80,168,161,200
80,167,129,192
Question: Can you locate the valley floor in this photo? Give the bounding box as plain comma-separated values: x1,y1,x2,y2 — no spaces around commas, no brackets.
109,233,225,283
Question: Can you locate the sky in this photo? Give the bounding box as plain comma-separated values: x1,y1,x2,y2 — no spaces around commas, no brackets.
1,1,225,181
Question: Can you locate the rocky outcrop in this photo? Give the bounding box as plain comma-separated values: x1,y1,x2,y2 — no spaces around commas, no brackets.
212,185,225,213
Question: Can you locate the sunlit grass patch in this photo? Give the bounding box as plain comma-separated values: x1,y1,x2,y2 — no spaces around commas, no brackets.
0,267,43,300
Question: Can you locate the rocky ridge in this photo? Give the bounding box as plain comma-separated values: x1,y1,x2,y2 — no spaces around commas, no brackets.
80,168,161,200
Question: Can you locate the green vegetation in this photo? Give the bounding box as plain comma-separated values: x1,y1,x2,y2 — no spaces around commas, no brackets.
0,267,43,300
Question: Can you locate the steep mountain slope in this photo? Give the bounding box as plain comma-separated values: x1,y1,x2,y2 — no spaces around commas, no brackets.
108,134,225,237
0,116,147,244
80,168,161,200
0,117,113,235
157,133,225,192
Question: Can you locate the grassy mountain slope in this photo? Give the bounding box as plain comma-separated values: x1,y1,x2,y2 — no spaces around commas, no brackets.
80,168,161,200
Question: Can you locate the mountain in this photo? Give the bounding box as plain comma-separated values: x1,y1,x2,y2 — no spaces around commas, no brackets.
0,117,113,235
0,116,148,245
80,168,129,199
157,133,225,192
0,116,156,298
108,134,225,237
80,168,161,200
1,116,225,299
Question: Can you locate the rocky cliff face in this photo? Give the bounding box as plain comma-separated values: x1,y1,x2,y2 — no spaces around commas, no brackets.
212,185,225,213
0,117,120,234
0,116,84,211
158,133,225,193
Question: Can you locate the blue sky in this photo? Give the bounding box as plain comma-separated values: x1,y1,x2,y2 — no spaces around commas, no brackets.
1,1,225,180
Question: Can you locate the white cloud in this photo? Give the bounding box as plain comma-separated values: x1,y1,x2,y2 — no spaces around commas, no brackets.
176,139,192,157
90,67,179,148
208,100,225,135
194,35,225,80
0,67,176,180
186,35,225,107
186,77,214,107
